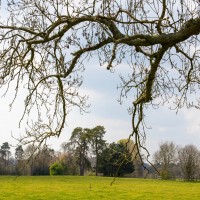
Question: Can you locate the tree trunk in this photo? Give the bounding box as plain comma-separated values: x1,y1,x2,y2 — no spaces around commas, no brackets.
95,143,98,176
79,154,85,176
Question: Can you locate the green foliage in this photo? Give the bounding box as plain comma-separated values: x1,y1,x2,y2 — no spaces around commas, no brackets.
90,126,106,176
68,126,106,176
58,153,79,175
98,142,134,177
69,127,92,176
1,176,200,199
15,146,24,161
49,162,65,175
15,145,25,176
0,142,11,175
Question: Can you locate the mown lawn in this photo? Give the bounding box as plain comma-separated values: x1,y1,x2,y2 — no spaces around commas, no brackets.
0,176,199,199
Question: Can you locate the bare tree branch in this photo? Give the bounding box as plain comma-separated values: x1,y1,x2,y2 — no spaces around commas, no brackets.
0,0,199,167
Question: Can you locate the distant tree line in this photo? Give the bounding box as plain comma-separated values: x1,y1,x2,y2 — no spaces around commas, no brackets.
2,128,198,180
0,142,56,176
50,126,135,177
0,126,135,177
153,142,200,180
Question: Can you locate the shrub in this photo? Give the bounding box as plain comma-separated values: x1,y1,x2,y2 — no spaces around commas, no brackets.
49,162,64,175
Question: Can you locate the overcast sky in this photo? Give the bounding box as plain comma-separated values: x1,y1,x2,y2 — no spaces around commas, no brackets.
1,58,200,158
0,0,200,159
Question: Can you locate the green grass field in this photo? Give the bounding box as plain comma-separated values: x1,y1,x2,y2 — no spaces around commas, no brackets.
0,176,199,199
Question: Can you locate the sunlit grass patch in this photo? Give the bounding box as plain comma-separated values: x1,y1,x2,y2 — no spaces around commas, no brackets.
0,176,199,199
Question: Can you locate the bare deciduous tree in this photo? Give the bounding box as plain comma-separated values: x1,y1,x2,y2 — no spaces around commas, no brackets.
153,141,177,179
0,0,199,162
178,144,200,180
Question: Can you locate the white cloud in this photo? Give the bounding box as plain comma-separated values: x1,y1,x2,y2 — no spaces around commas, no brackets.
183,108,200,135
157,127,167,133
